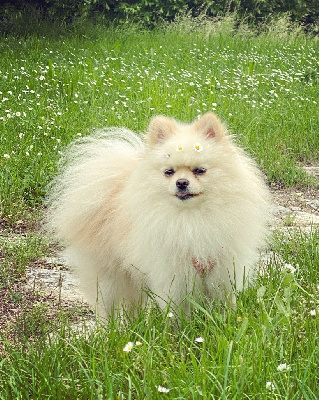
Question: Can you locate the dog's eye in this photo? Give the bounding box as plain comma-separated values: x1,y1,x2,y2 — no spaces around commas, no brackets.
193,168,206,176
164,169,175,177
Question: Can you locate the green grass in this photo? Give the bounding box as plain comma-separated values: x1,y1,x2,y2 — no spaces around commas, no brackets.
0,15,318,399
0,230,49,287
0,230,318,398
0,15,318,221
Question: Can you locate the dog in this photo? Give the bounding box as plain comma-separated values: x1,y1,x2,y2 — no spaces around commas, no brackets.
46,113,271,316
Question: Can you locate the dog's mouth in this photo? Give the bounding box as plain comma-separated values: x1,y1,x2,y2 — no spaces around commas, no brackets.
175,192,200,201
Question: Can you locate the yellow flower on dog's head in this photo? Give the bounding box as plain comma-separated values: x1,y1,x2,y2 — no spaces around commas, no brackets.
176,146,183,152
193,142,203,152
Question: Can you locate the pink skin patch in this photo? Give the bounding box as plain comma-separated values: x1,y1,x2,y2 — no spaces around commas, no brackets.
192,258,215,275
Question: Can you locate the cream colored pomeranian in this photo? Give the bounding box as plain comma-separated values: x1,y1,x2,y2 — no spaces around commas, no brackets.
46,113,271,315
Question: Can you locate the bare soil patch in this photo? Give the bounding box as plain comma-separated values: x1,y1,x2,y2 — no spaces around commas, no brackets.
272,186,319,229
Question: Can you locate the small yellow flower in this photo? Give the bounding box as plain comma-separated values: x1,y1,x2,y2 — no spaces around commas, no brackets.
176,146,183,152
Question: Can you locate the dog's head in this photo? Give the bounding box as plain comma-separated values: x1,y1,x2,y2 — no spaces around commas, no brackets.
146,112,232,205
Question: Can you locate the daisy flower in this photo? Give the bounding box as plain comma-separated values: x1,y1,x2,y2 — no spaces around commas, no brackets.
277,363,291,372
193,142,203,152
284,263,296,273
310,309,316,317
266,381,275,391
123,342,134,352
157,385,169,393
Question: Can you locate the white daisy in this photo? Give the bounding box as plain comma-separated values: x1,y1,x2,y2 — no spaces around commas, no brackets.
123,342,134,352
157,385,169,393
284,263,296,273
277,363,291,372
193,142,203,152
266,381,275,391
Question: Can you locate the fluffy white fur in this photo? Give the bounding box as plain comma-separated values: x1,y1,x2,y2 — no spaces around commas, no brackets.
46,113,271,316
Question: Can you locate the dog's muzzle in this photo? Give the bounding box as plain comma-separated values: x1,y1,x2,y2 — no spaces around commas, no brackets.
175,178,193,200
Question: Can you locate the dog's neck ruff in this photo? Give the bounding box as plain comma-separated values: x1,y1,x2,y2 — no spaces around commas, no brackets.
192,258,215,276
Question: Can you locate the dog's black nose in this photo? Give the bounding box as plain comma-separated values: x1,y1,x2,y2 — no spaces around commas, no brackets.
176,179,190,191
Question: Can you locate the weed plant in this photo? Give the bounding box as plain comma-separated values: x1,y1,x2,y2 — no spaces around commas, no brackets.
0,231,49,286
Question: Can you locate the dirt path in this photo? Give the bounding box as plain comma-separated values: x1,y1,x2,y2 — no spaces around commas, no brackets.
272,186,319,232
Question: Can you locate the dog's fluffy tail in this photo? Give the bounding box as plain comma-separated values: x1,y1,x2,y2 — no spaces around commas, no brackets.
45,127,144,244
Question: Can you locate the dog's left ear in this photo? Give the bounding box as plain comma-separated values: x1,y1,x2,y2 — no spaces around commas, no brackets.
147,115,178,145
193,113,227,140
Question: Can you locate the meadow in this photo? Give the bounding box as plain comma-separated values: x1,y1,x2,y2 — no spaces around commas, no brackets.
1,16,319,221
0,15,318,399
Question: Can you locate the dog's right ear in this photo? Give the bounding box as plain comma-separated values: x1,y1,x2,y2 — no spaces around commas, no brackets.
147,116,178,145
193,112,227,141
